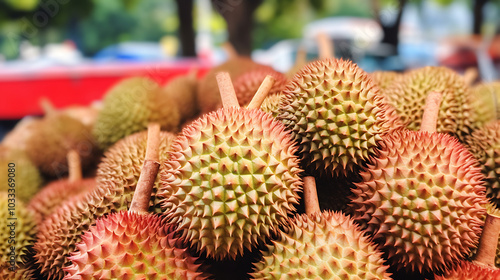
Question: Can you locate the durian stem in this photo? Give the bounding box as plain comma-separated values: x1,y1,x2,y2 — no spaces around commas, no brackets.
317,32,334,59
67,150,82,182
247,75,276,110
420,91,442,133
295,47,307,68
216,72,240,108
304,176,321,215
474,213,500,266
463,67,478,86
222,41,238,60
129,123,161,214
40,97,57,116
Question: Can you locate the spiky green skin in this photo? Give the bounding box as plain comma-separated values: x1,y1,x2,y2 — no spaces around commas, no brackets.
63,212,209,280
93,77,180,150
349,130,487,274
164,73,199,123
197,57,272,114
251,211,391,280
260,93,282,118
0,147,42,202
465,121,500,207
25,114,98,178
0,192,37,267
159,107,303,260
384,66,478,142
34,131,175,280
233,69,288,107
370,71,401,91
28,178,96,223
278,58,403,175
470,82,500,126
434,260,500,280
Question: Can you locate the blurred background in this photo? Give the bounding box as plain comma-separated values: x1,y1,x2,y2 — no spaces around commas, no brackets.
1,0,500,138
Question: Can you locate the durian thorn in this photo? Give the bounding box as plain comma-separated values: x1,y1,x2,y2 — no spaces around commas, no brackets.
463,67,478,86
216,71,240,108
67,150,82,182
316,32,334,59
222,41,238,59
247,75,276,110
303,176,320,215
473,208,500,266
420,91,442,133
40,97,57,116
129,123,161,214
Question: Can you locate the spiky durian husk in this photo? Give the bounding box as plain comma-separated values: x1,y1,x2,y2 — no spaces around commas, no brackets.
197,57,273,114
464,121,500,207
1,116,40,152
370,70,401,91
277,58,404,176
97,130,176,213
164,72,199,123
434,260,500,280
233,69,288,107
62,211,209,280
251,211,391,279
93,77,180,150
25,114,98,178
158,107,303,260
260,93,282,118
34,131,176,280
0,146,42,202
469,82,500,126
384,66,477,142
28,178,96,223
0,192,37,267
0,264,34,280
349,130,487,274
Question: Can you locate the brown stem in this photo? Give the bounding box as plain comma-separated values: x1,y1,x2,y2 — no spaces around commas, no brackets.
420,91,442,133
67,150,82,182
304,176,320,215
247,75,276,110
474,210,500,266
464,67,478,86
40,97,57,116
316,32,334,59
129,123,161,214
216,72,240,108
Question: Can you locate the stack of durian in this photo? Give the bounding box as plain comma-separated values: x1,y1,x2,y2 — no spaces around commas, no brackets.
2,41,500,280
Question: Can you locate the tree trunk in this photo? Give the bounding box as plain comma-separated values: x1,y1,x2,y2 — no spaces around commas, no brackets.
473,0,488,34
211,0,263,56
176,0,196,57
381,0,406,55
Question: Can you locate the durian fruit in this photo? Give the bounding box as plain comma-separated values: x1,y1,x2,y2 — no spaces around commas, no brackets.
93,76,180,150
63,124,209,280
469,82,500,126
251,212,392,280
434,204,500,279
28,151,97,223
349,129,487,274
63,212,208,280
197,56,273,114
0,192,38,269
233,68,288,107
384,66,478,141
159,72,303,260
252,177,391,279
1,116,40,152
0,264,35,280
370,70,401,91
465,120,500,207
34,130,176,280
277,58,404,176
25,113,98,178
259,92,283,117
164,70,199,123
0,146,43,202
